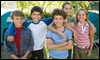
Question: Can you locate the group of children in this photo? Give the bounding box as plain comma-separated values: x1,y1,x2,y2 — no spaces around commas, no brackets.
5,2,95,59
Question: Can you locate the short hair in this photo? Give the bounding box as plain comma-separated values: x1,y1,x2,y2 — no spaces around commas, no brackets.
31,6,43,15
52,8,66,19
62,2,72,9
11,10,24,19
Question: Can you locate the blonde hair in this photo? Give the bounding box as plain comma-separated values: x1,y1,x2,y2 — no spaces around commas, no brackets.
76,8,88,23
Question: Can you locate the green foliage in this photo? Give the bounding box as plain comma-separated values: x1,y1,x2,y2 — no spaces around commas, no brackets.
16,1,98,17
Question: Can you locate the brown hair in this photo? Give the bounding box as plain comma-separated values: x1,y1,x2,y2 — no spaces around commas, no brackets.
11,10,24,19
52,9,66,29
62,1,72,9
52,8,66,19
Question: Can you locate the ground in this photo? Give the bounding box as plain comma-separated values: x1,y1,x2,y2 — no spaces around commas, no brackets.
1,46,99,59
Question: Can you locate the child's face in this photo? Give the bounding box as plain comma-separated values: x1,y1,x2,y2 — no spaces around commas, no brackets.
77,10,87,23
63,4,72,16
13,16,23,28
53,15,64,27
31,11,42,21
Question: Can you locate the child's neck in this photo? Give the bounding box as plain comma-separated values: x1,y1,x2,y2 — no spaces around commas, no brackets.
79,21,87,25
32,19,40,24
15,27,23,29
56,26,64,32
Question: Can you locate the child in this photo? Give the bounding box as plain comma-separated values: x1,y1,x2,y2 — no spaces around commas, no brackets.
5,10,33,59
72,9,94,59
6,6,52,59
62,1,76,26
46,9,73,59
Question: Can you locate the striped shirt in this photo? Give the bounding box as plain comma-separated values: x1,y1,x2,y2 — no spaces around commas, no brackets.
75,22,90,49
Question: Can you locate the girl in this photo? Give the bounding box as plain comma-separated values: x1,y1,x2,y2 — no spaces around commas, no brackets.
73,9,94,59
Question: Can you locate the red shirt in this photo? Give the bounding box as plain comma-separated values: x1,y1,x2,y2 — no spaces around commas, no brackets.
15,28,22,54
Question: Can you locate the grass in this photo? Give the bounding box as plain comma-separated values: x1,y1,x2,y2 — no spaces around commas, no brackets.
1,45,99,59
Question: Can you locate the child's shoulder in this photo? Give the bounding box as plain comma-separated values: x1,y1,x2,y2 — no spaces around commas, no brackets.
64,28,73,34
25,18,32,23
23,27,31,33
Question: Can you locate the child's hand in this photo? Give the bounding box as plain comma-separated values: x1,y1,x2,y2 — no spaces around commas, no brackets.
87,45,93,56
12,57,19,59
11,54,19,59
87,50,92,56
7,36,15,42
20,56,27,59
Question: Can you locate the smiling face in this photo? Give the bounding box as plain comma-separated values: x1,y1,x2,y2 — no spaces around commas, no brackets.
13,16,23,28
76,9,87,23
63,4,72,16
53,15,65,28
12,10,24,28
31,11,42,21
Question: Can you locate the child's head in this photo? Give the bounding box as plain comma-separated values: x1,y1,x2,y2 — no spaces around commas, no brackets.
62,2,72,16
76,9,88,23
52,9,66,28
31,6,43,21
11,10,24,28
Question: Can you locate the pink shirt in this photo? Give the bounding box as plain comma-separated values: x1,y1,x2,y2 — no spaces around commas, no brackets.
75,22,90,48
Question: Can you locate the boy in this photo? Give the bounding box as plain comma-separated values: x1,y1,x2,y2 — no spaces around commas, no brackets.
5,10,33,59
6,6,52,59
46,9,73,59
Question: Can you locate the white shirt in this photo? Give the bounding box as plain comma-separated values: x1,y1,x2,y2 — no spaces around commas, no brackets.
28,21,47,50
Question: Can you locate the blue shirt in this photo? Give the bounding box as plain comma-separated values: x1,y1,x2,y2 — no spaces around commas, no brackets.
47,28,72,59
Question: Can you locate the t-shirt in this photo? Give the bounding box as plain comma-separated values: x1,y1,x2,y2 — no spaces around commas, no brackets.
47,28,72,59
15,28,22,55
23,17,52,50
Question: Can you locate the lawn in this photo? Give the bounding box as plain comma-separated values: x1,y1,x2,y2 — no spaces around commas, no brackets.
1,46,99,59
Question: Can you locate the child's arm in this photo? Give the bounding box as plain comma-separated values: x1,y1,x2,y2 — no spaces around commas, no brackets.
48,26,66,40
56,40,73,50
87,24,95,56
7,36,15,42
89,26,94,49
23,19,32,28
6,40,19,59
64,22,76,33
6,23,15,36
42,17,53,25
88,20,96,33
21,51,30,59
47,38,68,50
47,38,72,50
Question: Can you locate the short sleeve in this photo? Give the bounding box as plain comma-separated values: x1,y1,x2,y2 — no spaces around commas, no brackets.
47,31,53,39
